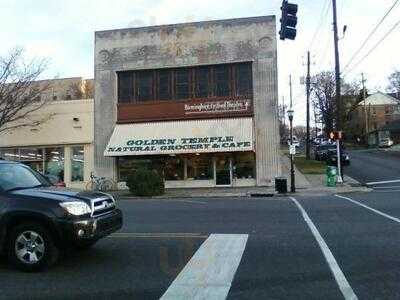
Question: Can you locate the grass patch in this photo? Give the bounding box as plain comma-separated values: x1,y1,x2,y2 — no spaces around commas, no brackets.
344,143,368,150
294,156,326,174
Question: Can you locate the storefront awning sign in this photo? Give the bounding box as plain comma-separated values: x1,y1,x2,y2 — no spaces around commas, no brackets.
104,118,254,156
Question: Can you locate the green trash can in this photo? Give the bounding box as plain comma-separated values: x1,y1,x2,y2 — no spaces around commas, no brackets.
326,166,337,187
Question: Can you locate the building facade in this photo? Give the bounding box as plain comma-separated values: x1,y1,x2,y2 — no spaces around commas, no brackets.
94,16,281,188
0,77,94,189
349,92,400,138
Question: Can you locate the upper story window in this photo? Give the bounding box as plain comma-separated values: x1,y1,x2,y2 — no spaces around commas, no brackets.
213,65,230,97
117,62,253,104
136,71,154,101
195,67,210,98
175,69,191,100
158,70,172,101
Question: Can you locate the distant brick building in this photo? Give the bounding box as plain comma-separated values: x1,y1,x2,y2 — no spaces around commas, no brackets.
348,92,400,139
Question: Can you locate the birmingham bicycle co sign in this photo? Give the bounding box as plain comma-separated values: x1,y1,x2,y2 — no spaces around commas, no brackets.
184,99,250,115
105,136,253,156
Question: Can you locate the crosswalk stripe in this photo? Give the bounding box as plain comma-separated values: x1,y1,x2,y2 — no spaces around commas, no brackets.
160,234,248,300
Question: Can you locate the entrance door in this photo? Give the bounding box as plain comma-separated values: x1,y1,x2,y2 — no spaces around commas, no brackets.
215,156,232,186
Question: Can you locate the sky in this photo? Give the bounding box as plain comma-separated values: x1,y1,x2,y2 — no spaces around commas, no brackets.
1,0,400,125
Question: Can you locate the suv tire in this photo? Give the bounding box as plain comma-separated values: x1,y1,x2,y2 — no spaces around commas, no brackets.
7,223,59,272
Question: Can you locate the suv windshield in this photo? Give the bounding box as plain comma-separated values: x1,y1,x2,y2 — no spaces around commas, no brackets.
0,164,51,192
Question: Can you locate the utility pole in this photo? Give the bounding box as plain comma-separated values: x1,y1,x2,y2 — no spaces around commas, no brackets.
332,0,343,183
282,96,286,129
332,0,341,131
306,51,311,159
361,73,369,142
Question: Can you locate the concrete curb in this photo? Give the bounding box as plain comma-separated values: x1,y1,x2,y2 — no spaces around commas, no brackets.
111,161,371,200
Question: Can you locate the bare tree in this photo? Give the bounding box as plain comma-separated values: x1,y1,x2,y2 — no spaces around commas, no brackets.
311,71,361,136
387,70,400,97
0,48,52,133
69,79,94,100
311,71,336,135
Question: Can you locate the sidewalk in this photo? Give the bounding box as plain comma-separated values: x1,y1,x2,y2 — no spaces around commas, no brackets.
112,156,370,200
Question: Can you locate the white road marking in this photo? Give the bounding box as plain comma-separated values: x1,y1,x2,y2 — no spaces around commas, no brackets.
290,197,358,300
373,186,400,189
160,234,248,300
372,190,400,193
366,179,400,186
177,199,208,204
335,195,400,224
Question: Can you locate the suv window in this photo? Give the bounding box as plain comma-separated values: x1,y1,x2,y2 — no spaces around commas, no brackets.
0,164,50,192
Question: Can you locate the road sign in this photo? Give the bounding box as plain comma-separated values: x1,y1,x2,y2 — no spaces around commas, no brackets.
289,144,296,155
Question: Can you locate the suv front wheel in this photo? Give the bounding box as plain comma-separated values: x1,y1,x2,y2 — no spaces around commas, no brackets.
7,223,59,272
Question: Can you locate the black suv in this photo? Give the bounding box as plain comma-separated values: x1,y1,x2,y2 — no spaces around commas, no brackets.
0,160,123,271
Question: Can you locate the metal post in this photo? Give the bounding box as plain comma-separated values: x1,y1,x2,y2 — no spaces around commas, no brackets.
362,73,369,143
336,139,343,183
289,75,296,193
290,116,295,192
306,51,311,159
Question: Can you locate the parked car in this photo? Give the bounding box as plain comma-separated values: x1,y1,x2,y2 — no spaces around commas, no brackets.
326,149,351,166
379,138,394,148
0,160,123,271
313,144,337,161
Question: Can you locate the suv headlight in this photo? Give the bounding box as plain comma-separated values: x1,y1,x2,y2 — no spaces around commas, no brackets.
60,201,91,216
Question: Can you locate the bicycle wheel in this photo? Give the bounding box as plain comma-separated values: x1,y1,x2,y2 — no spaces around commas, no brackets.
100,179,115,192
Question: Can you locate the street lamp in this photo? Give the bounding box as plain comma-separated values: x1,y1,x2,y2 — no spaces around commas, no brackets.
287,108,295,193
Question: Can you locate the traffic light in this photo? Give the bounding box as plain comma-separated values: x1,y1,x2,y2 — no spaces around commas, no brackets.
279,0,298,40
329,131,343,140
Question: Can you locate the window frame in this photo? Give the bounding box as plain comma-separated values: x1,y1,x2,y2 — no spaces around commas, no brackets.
117,62,253,104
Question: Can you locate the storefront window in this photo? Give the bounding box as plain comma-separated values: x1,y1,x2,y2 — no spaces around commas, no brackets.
1,148,19,161
71,146,84,182
187,154,213,180
19,148,44,173
118,157,155,182
233,152,255,180
44,147,64,183
165,156,184,181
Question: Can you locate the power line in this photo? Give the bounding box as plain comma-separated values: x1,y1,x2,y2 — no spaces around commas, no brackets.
309,0,331,49
344,17,400,76
343,0,400,72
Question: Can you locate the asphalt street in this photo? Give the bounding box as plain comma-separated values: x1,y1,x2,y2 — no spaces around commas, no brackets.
1,149,399,299
346,150,400,187
1,188,400,299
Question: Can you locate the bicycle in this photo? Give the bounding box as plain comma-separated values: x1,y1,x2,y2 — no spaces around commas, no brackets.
85,172,116,192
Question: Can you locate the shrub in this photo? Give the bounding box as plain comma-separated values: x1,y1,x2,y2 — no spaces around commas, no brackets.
126,168,164,196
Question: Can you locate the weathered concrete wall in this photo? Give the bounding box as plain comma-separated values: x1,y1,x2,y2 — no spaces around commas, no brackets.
0,99,94,147
94,16,280,185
